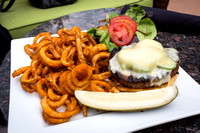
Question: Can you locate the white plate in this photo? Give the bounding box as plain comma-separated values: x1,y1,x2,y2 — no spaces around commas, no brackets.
9,37,200,133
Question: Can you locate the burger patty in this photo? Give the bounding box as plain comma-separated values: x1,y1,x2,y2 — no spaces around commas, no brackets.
109,47,180,89
110,62,179,89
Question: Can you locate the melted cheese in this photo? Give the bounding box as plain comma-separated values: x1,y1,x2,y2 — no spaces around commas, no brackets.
117,39,176,72
109,44,179,86
117,46,167,72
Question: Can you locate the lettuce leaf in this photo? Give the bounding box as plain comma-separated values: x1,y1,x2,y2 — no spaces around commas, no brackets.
135,18,157,41
125,6,146,23
109,12,119,20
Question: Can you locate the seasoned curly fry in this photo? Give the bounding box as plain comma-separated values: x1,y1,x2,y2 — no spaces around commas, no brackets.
21,83,36,93
92,52,110,73
65,97,78,111
87,34,97,45
61,45,74,67
36,78,48,97
45,52,54,59
82,105,88,117
90,80,111,92
41,66,50,77
34,64,44,78
92,71,112,80
47,94,68,109
109,87,120,93
42,112,71,124
39,35,52,43
59,71,74,96
24,44,35,58
67,47,76,63
12,26,114,124
66,72,90,91
48,72,67,94
39,46,63,68
31,59,40,75
12,66,31,78
89,44,107,58
33,32,51,44
41,97,80,119
92,52,110,67
48,45,61,59
47,87,61,101
58,27,75,41
35,40,51,53
71,64,93,87
76,34,86,64
21,68,40,84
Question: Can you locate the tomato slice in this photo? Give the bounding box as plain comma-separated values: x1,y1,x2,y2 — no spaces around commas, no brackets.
108,15,137,46
111,19,136,32
110,15,137,25
108,21,134,46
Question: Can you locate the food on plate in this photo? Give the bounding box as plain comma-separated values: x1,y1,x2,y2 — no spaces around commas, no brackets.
12,6,179,125
42,111,71,124
75,86,178,111
109,39,179,91
41,97,81,118
82,104,88,117
108,15,137,46
12,26,114,124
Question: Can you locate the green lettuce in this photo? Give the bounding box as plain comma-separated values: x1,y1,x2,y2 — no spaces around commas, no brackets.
125,6,146,23
135,18,157,41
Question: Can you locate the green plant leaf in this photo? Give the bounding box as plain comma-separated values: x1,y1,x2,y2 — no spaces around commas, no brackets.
109,12,119,20
125,6,146,23
86,28,98,39
104,34,118,53
100,28,109,43
136,18,157,41
96,29,104,36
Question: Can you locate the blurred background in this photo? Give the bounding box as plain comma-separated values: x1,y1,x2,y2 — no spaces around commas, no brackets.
154,0,200,16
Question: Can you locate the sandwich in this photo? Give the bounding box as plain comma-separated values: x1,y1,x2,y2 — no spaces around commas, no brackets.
109,39,179,92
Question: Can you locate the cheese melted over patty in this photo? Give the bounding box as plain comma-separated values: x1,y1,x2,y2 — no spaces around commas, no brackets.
109,44,179,87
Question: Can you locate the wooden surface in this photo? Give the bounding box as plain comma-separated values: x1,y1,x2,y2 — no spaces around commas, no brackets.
167,0,200,16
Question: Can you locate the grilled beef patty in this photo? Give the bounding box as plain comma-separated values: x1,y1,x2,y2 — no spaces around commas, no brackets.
110,62,179,89
109,47,179,89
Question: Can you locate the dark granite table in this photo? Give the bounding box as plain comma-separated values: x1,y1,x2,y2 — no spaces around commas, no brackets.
0,8,200,132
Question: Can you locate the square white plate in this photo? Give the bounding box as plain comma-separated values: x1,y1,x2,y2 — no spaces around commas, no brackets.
9,37,200,133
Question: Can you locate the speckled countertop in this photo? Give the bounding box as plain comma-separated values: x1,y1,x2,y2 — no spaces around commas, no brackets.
0,8,200,132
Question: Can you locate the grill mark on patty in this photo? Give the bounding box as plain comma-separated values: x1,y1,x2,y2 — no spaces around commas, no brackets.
109,45,180,89
110,62,179,89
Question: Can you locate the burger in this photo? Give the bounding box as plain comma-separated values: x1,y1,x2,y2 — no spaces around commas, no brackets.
109,39,179,91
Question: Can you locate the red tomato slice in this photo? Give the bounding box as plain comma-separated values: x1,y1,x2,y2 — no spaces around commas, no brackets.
111,19,136,32
108,15,137,46
110,15,136,25
108,21,134,46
